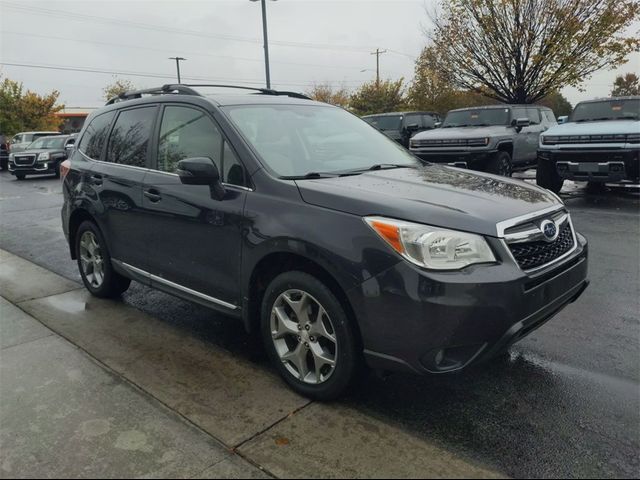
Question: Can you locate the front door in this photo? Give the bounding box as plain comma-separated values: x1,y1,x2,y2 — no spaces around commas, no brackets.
141,104,248,308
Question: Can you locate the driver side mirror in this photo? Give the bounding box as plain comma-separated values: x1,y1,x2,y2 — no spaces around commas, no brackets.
176,157,225,200
405,123,420,132
558,116,568,124
513,117,530,132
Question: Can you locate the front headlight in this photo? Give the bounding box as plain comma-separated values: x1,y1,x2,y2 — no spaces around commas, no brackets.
38,152,50,161
365,216,496,270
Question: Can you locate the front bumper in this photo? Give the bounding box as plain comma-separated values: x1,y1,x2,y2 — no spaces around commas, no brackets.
538,148,639,183
9,161,57,176
348,234,589,374
410,149,494,168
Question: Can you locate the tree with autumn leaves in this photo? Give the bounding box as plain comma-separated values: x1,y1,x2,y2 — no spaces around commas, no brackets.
426,0,639,104
0,76,63,136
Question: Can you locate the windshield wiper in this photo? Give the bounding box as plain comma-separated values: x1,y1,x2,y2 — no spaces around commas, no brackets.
281,172,339,180
336,164,414,176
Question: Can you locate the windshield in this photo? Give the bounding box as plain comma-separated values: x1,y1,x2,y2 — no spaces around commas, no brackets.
442,108,510,128
224,105,419,177
363,115,403,131
570,99,640,122
28,136,67,150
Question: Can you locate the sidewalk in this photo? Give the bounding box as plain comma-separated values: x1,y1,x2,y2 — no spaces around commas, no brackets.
0,249,504,479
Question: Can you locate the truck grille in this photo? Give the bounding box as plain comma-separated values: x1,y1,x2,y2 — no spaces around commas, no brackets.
14,154,36,166
508,223,574,271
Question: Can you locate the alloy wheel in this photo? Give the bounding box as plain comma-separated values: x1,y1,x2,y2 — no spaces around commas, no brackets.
270,289,338,384
79,231,105,288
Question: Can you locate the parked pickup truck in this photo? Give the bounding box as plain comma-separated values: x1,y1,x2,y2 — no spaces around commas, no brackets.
537,96,640,193
410,105,557,176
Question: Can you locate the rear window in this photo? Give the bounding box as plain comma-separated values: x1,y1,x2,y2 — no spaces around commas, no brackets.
78,111,116,160
28,136,67,150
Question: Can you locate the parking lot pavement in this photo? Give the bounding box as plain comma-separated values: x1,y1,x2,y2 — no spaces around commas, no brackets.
0,171,638,478
1,250,501,478
0,296,267,479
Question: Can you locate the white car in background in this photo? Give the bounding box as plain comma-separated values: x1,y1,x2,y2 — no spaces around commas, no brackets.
10,131,63,154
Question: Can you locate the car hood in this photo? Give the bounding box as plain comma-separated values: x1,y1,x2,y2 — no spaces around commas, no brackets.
545,120,640,136
412,125,509,140
15,148,65,155
296,165,561,237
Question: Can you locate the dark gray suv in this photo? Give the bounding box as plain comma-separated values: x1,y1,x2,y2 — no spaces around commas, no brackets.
61,85,588,400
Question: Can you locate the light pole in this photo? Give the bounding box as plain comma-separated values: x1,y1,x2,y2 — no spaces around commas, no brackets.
169,57,186,83
250,0,277,89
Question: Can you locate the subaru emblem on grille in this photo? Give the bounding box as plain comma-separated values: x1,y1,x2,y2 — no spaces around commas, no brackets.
540,220,559,242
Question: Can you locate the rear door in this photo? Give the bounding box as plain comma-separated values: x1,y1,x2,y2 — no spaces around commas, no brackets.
88,105,158,270
141,104,248,309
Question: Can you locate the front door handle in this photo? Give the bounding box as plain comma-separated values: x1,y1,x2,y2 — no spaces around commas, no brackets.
90,174,103,186
144,189,162,202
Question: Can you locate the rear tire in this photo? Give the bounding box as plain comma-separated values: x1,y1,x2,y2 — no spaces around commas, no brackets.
75,221,131,298
536,158,564,193
261,271,360,401
15,174,25,180
586,181,607,193
486,151,512,177
54,162,61,179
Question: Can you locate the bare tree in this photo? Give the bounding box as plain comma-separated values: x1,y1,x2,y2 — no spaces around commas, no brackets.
428,0,640,104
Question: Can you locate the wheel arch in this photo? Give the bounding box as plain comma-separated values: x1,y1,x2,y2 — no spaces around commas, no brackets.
243,251,362,348
67,209,99,259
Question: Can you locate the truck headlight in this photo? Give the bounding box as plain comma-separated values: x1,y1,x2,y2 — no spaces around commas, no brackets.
365,216,496,270
38,152,50,161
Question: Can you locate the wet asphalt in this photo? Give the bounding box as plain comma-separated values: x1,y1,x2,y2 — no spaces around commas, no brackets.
0,170,638,478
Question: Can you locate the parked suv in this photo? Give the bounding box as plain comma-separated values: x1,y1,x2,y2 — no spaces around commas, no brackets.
537,96,640,193
61,85,588,400
9,134,75,180
410,105,557,176
10,131,62,154
362,111,441,147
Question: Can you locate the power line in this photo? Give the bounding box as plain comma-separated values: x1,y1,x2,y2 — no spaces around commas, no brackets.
0,31,373,71
1,1,405,55
0,61,368,88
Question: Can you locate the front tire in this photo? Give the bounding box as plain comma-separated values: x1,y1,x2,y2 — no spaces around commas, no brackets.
15,174,25,180
536,158,564,193
261,271,360,400
75,221,131,298
486,151,512,177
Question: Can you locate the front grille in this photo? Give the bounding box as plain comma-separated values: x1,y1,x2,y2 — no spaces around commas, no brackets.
508,223,575,271
14,154,35,166
412,138,487,148
543,134,630,145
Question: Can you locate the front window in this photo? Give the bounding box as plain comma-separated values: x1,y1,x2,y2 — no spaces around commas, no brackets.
364,115,403,131
224,105,418,178
442,108,510,128
570,99,640,122
28,136,67,150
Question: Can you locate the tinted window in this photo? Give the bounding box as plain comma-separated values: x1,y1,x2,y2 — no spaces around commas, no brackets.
365,115,402,131
570,99,640,122
511,107,528,123
157,106,243,184
29,136,67,150
79,111,116,159
442,108,510,127
542,109,556,123
404,114,423,128
422,114,436,128
107,107,156,167
527,108,541,124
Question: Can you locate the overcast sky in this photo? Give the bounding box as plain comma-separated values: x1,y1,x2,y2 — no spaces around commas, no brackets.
1,0,638,109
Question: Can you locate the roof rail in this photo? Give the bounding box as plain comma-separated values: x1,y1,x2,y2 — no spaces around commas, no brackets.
183,84,311,100
105,83,311,106
105,84,200,105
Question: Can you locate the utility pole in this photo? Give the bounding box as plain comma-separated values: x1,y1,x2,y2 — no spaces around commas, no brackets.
251,0,273,89
169,57,187,84
370,48,387,87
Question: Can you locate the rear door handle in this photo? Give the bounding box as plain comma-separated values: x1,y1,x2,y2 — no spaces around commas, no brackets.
144,189,162,202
